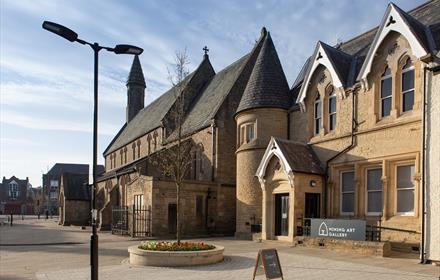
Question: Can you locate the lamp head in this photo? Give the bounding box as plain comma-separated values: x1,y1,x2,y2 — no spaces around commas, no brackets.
113,44,143,55
42,21,78,42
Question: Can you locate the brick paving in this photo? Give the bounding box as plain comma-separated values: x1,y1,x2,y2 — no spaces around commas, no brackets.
35,252,439,280
1,217,439,280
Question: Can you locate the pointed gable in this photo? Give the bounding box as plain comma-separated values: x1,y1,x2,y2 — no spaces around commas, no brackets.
297,41,354,110
236,29,290,114
127,55,146,87
256,137,323,190
357,3,433,85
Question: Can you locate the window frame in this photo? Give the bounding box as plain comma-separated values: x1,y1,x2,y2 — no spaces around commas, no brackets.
340,170,355,216
401,59,415,113
314,94,321,135
365,167,383,216
328,90,337,131
380,66,392,118
239,122,256,145
134,194,144,209
395,163,416,216
8,182,19,199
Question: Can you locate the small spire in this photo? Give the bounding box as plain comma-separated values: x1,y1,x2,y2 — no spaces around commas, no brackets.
127,55,146,87
203,46,209,59
261,27,267,36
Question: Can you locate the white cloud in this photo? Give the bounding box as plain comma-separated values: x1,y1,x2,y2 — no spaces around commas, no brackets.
1,109,119,136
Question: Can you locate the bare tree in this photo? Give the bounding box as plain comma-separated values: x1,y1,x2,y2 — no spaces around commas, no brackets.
149,49,193,244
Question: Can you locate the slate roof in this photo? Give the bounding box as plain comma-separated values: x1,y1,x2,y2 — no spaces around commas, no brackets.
1,176,28,187
104,71,196,155
274,138,323,175
319,41,355,87
46,164,89,176
236,30,291,114
61,173,90,201
292,0,440,92
127,55,146,87
105,27,279,153
169,54,250,139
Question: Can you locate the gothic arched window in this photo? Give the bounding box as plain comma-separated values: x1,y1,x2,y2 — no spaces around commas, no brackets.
132,142,136,160
314,93,321,135
137,140,141,158
147,135,151,155
328,86,336,131
380,66,392,118
401,59,414,112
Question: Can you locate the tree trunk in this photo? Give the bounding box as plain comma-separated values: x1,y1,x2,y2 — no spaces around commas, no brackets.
176,182,181,245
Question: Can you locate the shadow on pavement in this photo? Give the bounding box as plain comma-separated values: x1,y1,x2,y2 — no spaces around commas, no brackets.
174,255,255,271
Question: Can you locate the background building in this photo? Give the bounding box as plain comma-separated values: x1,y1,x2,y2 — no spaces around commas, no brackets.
0,176,32,214
42,163,103,215
58,173,90,226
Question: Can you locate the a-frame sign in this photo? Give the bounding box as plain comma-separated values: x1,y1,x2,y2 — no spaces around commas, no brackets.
252,249,283,279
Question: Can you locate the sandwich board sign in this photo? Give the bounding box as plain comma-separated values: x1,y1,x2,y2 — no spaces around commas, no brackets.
253,249,283,279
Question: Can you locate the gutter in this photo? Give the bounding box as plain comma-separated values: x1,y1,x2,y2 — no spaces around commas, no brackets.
323,89,357,217
420,64,440,264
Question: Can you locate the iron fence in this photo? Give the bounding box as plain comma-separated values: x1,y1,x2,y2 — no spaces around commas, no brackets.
111,205,151,237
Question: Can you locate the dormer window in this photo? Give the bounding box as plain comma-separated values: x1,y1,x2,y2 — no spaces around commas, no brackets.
240,122,256,145
8,182,19,199
314,94,321,135
380,66,392,118
401,59,414,112
328,88,336,131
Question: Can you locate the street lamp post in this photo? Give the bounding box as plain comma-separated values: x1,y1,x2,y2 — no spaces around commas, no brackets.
42,21,143,280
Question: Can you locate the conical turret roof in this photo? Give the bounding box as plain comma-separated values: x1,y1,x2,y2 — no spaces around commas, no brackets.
127,55,146,87
236,31,290,114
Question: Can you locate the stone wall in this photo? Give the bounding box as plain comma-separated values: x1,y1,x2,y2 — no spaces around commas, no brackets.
289,32,424,245
235,108,287,239
426,68,440,261
63,200,90,226
125,176,235,237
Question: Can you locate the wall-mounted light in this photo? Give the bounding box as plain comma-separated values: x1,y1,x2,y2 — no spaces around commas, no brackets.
310,180,317,187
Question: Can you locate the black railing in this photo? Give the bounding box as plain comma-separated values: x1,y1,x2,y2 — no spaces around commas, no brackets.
111,206,129,235
111,205,151,237
132,205,151,237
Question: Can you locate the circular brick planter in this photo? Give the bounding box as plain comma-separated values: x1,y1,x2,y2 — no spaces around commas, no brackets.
128,245,224,267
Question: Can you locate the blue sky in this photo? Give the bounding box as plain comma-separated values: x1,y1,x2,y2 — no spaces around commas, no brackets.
0,0,425,186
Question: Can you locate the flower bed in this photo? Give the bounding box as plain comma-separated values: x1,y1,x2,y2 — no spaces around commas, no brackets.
129,243,224,267
139,241,215,251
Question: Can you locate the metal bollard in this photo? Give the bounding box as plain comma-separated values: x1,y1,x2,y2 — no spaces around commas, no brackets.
10,213,13,226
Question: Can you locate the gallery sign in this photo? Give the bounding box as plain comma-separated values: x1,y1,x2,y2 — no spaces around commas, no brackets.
310,218,366,241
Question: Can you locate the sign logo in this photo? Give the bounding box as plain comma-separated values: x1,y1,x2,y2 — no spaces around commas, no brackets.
318,222,329,236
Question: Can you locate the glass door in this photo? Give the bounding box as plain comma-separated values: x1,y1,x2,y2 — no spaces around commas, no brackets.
275,193,289,236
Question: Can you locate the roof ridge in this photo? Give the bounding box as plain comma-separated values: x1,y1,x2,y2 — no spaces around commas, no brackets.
336,0,434,51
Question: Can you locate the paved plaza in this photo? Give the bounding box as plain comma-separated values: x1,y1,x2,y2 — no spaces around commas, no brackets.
1,217,439,280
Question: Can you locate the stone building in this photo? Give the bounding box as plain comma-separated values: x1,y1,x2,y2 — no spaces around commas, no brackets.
252,1,440,262
58,173,90,226
42,163,103,215
97,0,439,261
0,176,32,214
96,28,291,237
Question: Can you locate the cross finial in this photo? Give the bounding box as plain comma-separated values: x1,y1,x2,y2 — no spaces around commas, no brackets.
203,46,209,56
